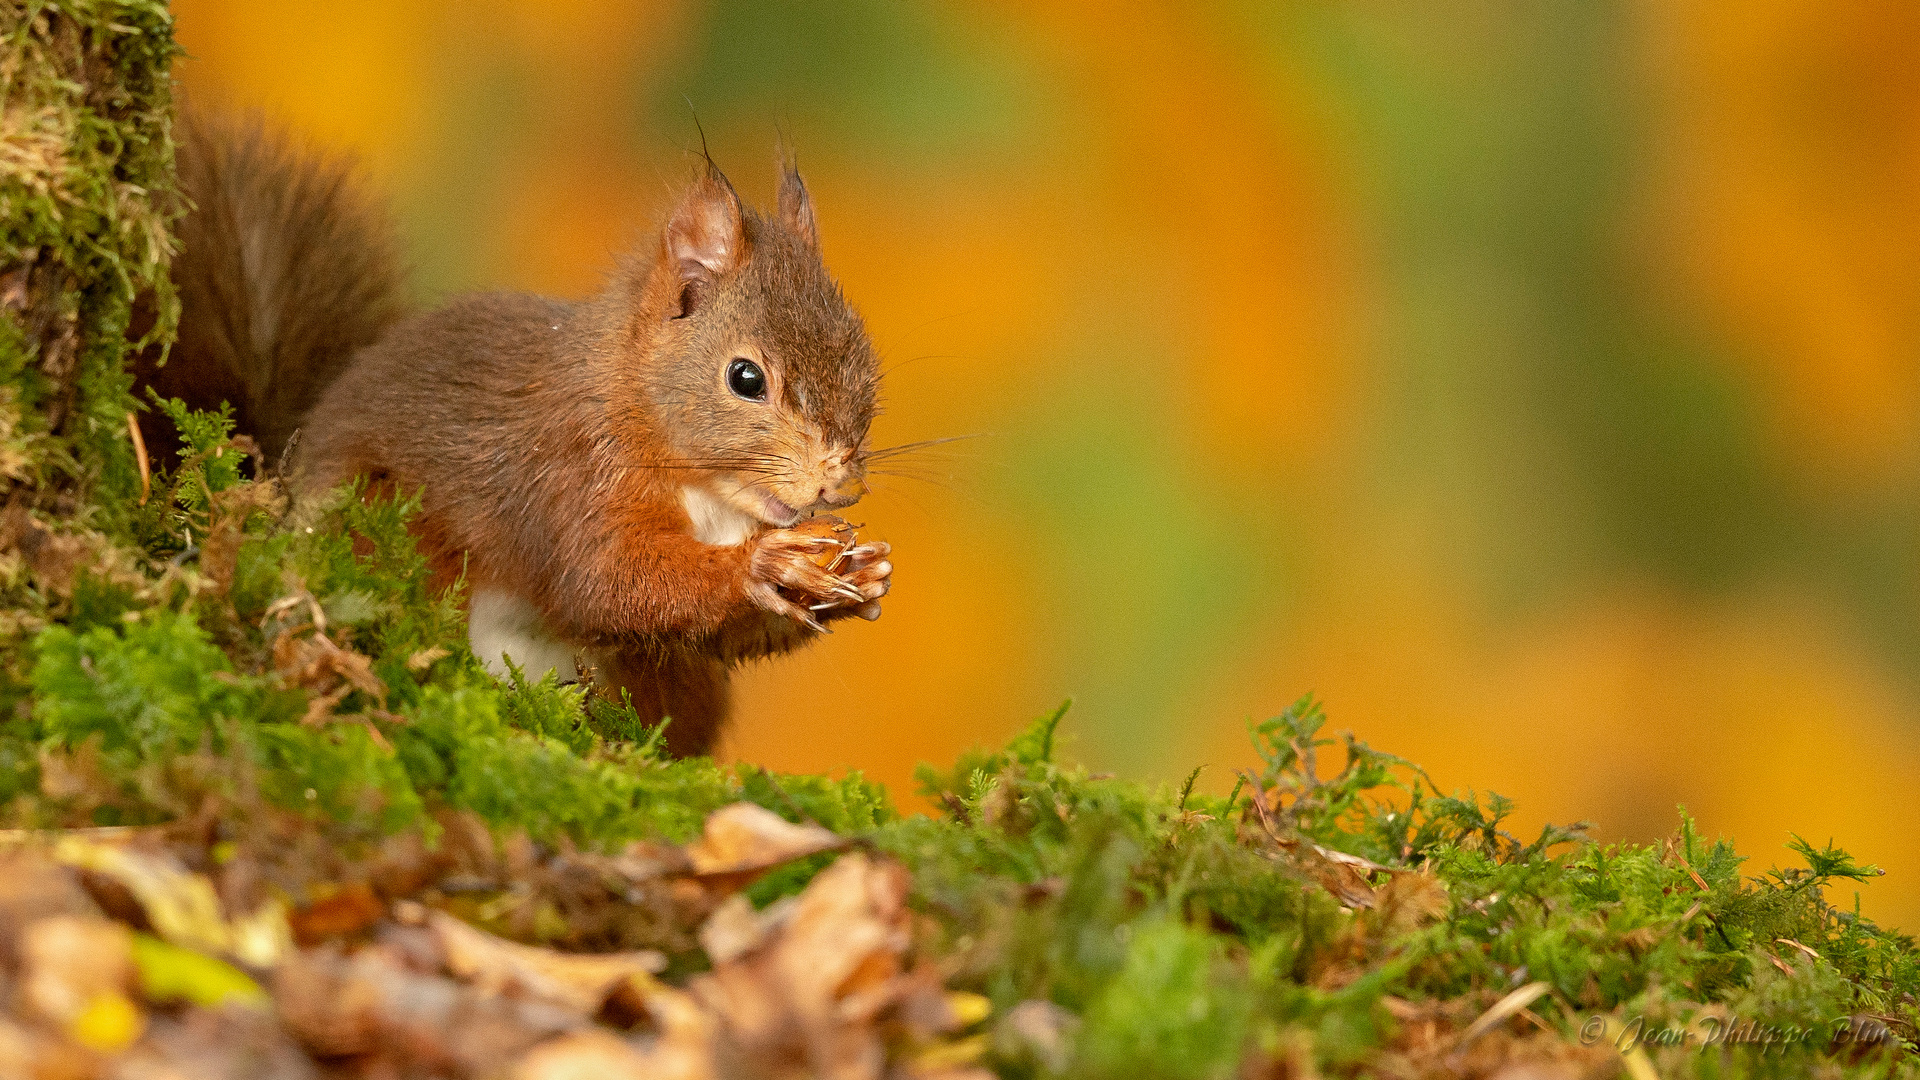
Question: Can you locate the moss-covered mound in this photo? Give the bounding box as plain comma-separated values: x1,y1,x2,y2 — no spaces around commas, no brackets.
2,5,1918,1079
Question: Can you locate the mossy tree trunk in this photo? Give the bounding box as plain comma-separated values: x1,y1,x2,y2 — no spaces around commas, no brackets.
0,1,178,695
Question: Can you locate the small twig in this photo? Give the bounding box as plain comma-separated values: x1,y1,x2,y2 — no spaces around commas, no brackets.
1674,850,1711,893
1449,981,1551,1065
125,412,150,505
1776,936,1820,960
1238,769,1283,844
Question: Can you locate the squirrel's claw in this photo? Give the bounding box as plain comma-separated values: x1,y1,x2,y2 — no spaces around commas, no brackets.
749,526,890,626
746,579,830,633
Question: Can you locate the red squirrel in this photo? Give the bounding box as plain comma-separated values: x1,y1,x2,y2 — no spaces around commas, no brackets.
142,112,893,757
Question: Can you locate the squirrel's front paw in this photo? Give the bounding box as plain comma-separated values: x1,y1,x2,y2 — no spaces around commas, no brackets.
822,540,891,622
746,527,866,631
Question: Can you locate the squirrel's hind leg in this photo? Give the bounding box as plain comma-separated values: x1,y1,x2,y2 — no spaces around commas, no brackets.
591,649,730,759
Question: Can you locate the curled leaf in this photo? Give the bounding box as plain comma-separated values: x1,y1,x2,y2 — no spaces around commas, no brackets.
684,802,845,881
425,906,665,1016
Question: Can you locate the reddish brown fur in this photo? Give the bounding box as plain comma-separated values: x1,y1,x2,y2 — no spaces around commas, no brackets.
141,112,890,756
283,152,887,757
133,109,406,463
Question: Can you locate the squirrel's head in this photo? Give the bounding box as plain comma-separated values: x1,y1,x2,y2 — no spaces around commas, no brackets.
633,158,878,528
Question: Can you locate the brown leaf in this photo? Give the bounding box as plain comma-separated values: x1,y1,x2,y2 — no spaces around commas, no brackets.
288,882,385,946
998,999,1078,1073
697,894,767,966
115,1002,321,1080
616,978,720,1080
275,943,576,1074
200,474,284,596
421,905,666,1016
690,853,922,1080
19,915,135,1026
273,626,385,704
0,1015,97,1080
0,848,100,964
1449,981,1553,1066
265,581,389,730
1371,869,1451,937
684,802,845,883
1279,840,1380,909
52,834,292,967
507,1029,656,1080
0,501,92,595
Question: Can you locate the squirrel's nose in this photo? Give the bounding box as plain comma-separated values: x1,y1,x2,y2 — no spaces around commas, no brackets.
819,475,867,508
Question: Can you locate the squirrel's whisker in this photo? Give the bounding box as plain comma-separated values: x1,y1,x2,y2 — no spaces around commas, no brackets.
861,434,982,462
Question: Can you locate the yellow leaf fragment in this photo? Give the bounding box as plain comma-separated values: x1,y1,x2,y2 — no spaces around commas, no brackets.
909,1031,990,1071
132,933,269,1009
945,991,992,1028
68,991,143,1053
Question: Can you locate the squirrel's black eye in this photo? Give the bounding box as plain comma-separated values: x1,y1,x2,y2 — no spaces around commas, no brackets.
726,358,767,401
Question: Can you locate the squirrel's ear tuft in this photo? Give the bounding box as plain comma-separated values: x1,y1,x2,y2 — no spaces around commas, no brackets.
663,170,745,318
778,157,819,249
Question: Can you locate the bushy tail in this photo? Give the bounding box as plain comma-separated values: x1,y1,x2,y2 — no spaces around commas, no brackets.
134,108,405,463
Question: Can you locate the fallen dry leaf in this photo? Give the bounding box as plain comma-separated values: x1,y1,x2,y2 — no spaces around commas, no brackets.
53,834,292,967
0,1014,98,1080
0,501,94,595
273,626,387,723
416,903,666,1016
697,894,766,966
20,915,136,1028
684,802,845,881
689,852,939,1080
1450,981,1553,1065
766,853,912,1021
1275,837,1381,909
1370,868,1452,937
114,1004,321,1080
198,467,283,596
0,847,102,960
618,976,720,1080
275,942,578,1074
999,999,1079,1074
288,881,385,945
507,1029,656,1080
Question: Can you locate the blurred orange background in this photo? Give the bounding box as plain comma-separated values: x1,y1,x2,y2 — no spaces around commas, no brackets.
170,1,1920,928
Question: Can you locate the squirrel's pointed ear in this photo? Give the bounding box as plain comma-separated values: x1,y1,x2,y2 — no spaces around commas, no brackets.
662,170,744,318
778,159,819,249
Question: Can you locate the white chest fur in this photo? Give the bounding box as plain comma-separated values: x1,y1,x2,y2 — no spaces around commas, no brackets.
468,589,579,682
681,486,757,546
